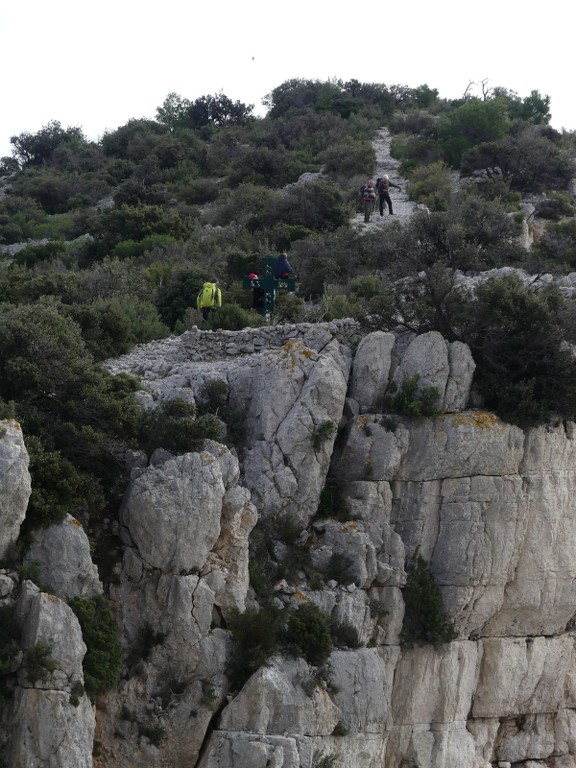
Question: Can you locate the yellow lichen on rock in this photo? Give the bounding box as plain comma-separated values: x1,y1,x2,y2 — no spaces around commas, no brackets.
451,411,503,430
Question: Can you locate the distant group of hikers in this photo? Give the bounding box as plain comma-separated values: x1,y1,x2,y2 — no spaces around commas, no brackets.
196,252,294,322
360,175,402,222
197,176,400,323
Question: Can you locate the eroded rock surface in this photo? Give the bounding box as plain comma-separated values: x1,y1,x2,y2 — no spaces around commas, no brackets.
5,321,576,768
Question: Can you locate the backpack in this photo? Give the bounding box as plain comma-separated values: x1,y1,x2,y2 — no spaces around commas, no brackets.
362,185,375,202
376,178,385,194
197,284,216,309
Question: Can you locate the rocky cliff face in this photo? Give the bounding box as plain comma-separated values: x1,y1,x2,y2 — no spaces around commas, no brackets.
2,320,576,768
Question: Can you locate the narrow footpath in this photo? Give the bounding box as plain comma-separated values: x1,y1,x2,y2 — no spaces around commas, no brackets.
351,127,417,233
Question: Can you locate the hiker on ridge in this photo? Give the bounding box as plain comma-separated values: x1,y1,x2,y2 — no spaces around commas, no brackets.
377,174,401,216
273,252,294,279
196,277,222,322
249,273,265,314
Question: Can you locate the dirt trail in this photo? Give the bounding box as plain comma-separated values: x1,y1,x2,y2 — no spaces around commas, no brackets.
351,127,417,233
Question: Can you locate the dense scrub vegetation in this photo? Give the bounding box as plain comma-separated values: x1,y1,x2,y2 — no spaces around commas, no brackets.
1,76,576,566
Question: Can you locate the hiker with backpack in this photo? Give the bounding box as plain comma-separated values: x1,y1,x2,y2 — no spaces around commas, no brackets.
273,252,294,279
197,277,222,322
360,180,376,223
376,174,401,216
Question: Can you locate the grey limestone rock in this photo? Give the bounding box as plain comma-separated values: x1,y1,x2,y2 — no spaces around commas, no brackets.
349,331,395,410
7,583,94,767
121,451,227,573
0,420,31,559
24,514,103,600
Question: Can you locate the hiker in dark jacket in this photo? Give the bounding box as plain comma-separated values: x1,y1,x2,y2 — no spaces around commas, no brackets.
377,175,401,215
273,253,294,279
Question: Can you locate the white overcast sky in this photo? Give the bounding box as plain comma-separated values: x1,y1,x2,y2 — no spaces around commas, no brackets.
2,0,573,159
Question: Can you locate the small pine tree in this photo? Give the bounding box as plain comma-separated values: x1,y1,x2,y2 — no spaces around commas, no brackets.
402,555,456,644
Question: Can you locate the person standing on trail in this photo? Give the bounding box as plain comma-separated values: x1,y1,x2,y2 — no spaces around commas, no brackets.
377,174,401,215
273,252,294,279
196,277,222,322
360,180,376,223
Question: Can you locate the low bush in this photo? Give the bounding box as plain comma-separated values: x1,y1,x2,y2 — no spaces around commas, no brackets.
139,399,222,455
226,606,282,690
13,240,67,268
285,602,333,666
203,302,267,331
309,420,337,450
402,555,456,644
69,595,123,700
385,375,441,418
316,484,349,522
24,435,105,529
24,642,55,683
406,161,452,211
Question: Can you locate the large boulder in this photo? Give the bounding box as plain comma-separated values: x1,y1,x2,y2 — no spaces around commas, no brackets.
243,339,351,526
391,331,475,413
24,514,103,600
349,331,395,411
121,450,227,573
8,582,94,767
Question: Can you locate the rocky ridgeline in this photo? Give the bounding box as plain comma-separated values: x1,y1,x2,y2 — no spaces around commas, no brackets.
105,319,362,370
3,320,576,768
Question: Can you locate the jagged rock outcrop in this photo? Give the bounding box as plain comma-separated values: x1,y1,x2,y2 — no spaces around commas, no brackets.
91,442,257,767
6,581,94,767
6,321,576,768
0,419,31,559
24,514,103,600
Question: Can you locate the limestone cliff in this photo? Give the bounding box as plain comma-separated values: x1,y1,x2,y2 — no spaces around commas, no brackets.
2,320,576,768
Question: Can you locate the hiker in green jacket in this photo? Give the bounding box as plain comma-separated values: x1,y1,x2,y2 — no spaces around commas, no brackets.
197,278,222,321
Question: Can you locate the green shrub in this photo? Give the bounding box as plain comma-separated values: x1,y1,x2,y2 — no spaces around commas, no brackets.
406,161,452,211
66,296,169,360
285,603,333,666
385,375,441,418
310,420,337,450
402,555,456,644
332,720,349,736
24,642,55,683
329,619,360,649
176,178,220,205
125,624,167,669
312,751,338,768
350,274,384,299
199,379,228,413
24,435,105,529
319,137,374,177
321,292,365,321
533,218,576,268
69,595,122,700
316,484,349,522
154,268,205,329
70,681,85,706
13,240,67,268
460,274,576,426
139,399,222,455
204,302,268,331
226,606,282,690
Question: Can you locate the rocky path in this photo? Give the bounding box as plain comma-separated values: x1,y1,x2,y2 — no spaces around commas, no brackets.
351,127,417,233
